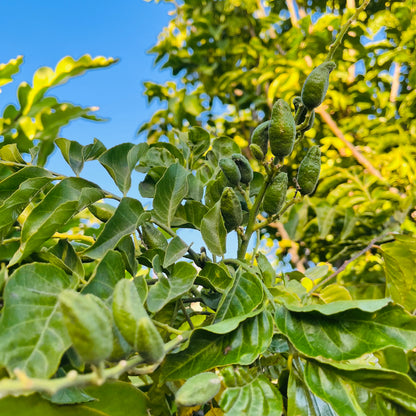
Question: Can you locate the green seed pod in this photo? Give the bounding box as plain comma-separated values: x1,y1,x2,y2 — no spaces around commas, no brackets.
141,222,168,250
302,110,316,132
175,372,222,407
292,96,307,125
231,153,253,185
249,143,265,161
59,290,113,363
220,187,243,232
297,145,321,195
136,317,166,363
88,202,116,222
269,99,296,160
301,61,336,110
219,157,241,186
250,120,270,156
263,172,288,216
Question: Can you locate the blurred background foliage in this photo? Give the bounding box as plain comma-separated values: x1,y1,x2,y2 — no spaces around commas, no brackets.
140,0,416,298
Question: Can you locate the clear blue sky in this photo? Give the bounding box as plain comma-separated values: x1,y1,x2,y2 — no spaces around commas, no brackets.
1,1,242,256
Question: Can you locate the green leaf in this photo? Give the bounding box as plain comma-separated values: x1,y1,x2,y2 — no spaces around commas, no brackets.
82,138,106,161
116,235,138,277
188,126,210,165
0,56,23,88
0,143,26,163
152,162,189,229
39,239,85,281
275,303,416,360
287,368,337,416
0,168,55,240
256,252,275,287
147,262,197,313
9,177,105,265
84,197,149,260
0,263,77,378
55,138,84,176
304,359,416,415
163,236,189,268
381,235,416,311
195,262,233,293
99,143,147,195
23,55,117,114
161,311,273,381
0,381,148,415
220,374,283,416
215,270,264,326
172,200,208,229
200,200,227,257
82,250,126,304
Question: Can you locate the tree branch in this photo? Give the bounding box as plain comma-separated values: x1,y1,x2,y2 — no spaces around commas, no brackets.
390,62,401,102
286,0,299,28
316,107,384,181
308,237,379,294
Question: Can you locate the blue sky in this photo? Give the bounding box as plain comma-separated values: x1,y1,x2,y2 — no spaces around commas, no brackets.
1,0,243,256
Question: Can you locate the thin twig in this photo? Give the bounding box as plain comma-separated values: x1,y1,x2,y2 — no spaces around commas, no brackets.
308,236,379,294
316,107,384,181
179,300,194,330
326,0,371,61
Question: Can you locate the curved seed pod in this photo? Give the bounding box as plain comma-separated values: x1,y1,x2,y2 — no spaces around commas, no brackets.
136,317,165,363
249,143,265,161
220,187,243,232
297,145,321,195
88,202,116,222
59,290,113,363
175,372,222,407
263,172,288,216
292,96,307,125
301,61,336,110
231,153,253,185
250,120,270,156
269,99,296,160
219,157,241,187
141,222,168,250
301,110,316,132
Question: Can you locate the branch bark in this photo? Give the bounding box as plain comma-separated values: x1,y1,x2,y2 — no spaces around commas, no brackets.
316,107,384,181
390,62,401,103
286,0,299,28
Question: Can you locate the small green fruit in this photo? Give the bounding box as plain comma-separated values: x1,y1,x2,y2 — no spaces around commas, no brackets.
263,172,288,216
249,143,265,161
250,120,270,157
136,317,166,364
269,99,296,160
219,157,241,186
297,145,321,195
141,222,168,250
59,290,113,363
220,187,243,232
231,153,253,185
301,61,336,110
175,372,222,407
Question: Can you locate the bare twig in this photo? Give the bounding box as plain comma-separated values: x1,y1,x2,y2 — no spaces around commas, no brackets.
326,0,371,61
390,62,401,102
316,107,384,181
308,237,379,294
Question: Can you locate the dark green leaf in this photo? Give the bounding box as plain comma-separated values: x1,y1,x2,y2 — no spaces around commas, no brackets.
55,138,84,175
152,162,189,229
163,236,189,268
275,303,416,360
195,262,233,293
200,200,226,257
9,177,104,265
99,143,147,195
161,311,273,381
82,250,126,304
147,262,197,313
84,197,149,260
